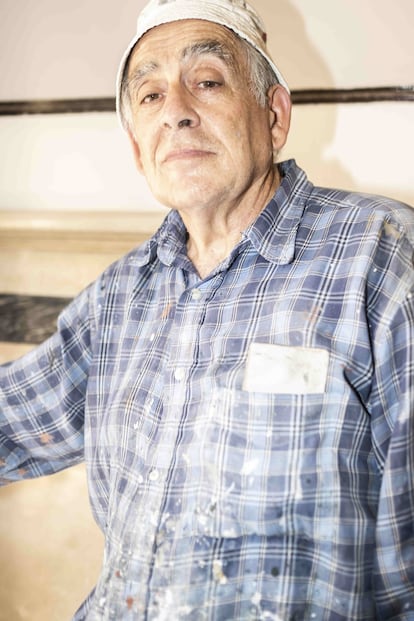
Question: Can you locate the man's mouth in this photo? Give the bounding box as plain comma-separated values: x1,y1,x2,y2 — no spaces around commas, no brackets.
163,148,214,164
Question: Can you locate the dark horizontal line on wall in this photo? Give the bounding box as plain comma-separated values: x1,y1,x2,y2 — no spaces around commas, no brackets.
293,86,414,104
0,86,413,116
0,97,116,116
0,294,71,344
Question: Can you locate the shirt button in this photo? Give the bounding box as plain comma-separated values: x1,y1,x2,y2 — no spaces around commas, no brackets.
191,288,202,300
148,469,160,482
174,368,185,381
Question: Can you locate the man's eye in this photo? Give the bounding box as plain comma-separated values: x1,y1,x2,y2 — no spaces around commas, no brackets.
141,93,161,104
199,80,221,89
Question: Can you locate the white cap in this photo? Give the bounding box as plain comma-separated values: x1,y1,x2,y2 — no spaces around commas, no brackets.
116,0,289,129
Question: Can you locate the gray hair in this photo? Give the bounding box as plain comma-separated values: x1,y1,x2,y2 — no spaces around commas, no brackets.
119,31,278,134
242,37,279,107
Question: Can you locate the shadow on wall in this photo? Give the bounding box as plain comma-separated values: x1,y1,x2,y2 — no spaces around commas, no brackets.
256,0,357,193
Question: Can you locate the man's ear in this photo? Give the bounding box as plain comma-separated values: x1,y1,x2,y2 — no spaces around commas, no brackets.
267,85,292,153
127,129,144,175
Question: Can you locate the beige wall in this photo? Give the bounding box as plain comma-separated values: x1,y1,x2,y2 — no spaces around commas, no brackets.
0,1,413,620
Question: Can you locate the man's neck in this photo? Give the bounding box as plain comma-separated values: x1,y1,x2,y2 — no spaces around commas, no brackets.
181,166,280,278
186,228,244,279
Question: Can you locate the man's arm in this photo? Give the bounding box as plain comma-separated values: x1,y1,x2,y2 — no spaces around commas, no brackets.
0,286,94,483
366,214,414,618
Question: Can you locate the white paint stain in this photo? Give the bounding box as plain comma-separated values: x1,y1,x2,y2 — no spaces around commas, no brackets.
212,559,228,585
241,458,259,476
153,589,193,621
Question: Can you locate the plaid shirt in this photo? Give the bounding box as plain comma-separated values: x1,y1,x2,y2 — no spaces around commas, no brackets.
1,160,414,620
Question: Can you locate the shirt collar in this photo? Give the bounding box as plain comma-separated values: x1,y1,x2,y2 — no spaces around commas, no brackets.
135,159,312,268
245,159,311,265
133,210,187,268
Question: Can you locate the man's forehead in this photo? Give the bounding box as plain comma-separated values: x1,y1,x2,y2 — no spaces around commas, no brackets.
129,19,242,67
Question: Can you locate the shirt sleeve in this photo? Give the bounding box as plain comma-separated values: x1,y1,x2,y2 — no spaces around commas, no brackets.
366,214,414,618
0,285,94,483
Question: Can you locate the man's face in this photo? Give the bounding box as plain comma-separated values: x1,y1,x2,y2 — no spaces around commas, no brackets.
126,19,276,214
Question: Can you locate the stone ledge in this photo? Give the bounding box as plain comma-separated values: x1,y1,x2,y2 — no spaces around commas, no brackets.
0,209,167,297
0,209,166,253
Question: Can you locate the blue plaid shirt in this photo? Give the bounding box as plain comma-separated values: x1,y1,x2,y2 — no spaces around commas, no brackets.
1,160,414,620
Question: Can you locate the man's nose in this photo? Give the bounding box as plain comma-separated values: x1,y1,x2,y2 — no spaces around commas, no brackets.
161,86,200,130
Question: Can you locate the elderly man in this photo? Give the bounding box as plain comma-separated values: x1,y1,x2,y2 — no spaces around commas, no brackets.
1,0,414,619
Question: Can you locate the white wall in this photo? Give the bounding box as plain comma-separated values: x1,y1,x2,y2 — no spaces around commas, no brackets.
1,0,412,97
